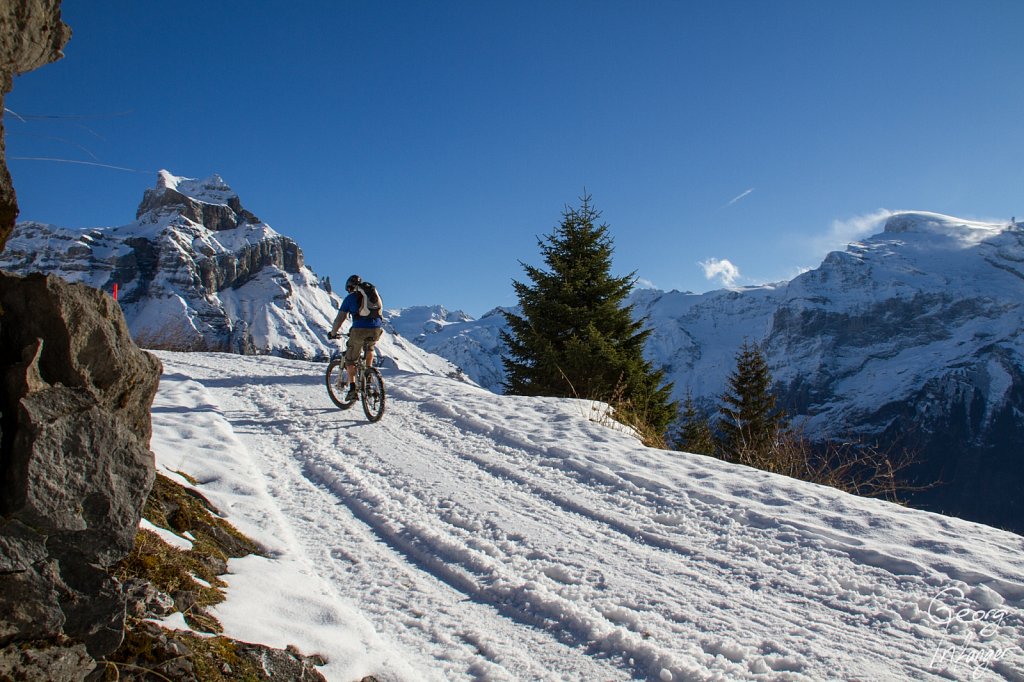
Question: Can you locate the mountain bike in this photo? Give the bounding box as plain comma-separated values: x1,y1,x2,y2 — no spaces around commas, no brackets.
325,339,386,422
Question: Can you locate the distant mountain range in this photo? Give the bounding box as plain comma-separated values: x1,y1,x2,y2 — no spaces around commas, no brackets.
393,212,1024,534
4,172,1022,533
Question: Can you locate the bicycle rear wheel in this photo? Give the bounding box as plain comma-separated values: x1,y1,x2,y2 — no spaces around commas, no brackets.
361,366,386,422
325,359,356,409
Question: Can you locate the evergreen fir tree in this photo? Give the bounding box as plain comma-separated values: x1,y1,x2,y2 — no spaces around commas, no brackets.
676,392,717,456
501,195,677,441
717,340,787,463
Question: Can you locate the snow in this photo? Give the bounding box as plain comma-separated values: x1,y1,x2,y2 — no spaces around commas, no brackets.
148,350,1024,681
395,306,512,392
882,212,1005,245
157,169,236,206
140,518,193,551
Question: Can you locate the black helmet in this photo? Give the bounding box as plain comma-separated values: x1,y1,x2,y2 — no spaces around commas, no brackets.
345,274,362,291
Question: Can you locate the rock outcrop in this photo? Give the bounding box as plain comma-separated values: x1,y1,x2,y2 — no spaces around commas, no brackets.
136,171,261,231
0,0,71,249
0,272,162,680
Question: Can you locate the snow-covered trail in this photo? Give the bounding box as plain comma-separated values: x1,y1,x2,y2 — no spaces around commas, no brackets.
150,351,1024,682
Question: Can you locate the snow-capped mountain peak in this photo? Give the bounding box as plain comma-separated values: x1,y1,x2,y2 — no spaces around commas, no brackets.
134,168,264,234
0,171,469,380
881,210,1007,243
385,305,475,340
154,169,236,206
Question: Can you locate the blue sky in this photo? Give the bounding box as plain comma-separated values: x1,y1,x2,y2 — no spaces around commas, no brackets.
6,1,1023,317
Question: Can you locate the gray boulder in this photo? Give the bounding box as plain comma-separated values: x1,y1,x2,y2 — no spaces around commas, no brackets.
0,271,161,442
0,272,161,671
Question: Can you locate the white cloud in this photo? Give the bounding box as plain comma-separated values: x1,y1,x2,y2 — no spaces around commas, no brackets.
699,258,741,288
814,209,893,255
635,277,658,290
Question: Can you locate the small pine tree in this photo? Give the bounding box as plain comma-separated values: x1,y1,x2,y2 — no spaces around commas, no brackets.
717,340,787,465
501,195,677,441
676,392,717,456
708,341,924,500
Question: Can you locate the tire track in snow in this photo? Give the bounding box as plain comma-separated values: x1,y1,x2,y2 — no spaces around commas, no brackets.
384,379,1024,681
234,367,641,681
289,394,706,679
213,368,739,680
382,397,860,677
297,439,719,681
285,378,951,681
157,356,528,679
291,390,843,680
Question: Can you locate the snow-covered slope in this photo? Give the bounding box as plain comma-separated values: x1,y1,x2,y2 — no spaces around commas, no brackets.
150,351,1024,682
403,212,1024,532
0,170,467,380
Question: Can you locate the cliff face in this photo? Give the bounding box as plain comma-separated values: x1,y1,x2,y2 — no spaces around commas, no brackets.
1,170,341,358
0,0,71,249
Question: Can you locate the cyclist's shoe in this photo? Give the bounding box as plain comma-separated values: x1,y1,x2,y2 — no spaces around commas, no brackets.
345,386,358,402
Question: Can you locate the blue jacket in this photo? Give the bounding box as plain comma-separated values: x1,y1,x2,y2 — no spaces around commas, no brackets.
341,291,384,329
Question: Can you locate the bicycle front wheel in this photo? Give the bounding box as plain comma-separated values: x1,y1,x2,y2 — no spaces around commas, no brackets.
326,359,356,409
361,366,386,422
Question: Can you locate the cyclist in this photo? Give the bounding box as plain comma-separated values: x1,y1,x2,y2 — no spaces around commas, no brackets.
328,274,384,401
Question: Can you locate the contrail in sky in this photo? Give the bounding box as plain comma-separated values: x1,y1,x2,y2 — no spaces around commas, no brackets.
725,187,754,207
10,157,152,173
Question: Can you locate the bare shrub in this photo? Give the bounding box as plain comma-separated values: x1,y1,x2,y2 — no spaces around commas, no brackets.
558,367,669,449
732,425,930,504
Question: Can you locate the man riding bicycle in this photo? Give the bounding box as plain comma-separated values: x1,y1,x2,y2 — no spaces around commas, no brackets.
328,274,384,402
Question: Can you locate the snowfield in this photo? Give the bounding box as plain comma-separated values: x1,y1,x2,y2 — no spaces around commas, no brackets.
149,351,1024,682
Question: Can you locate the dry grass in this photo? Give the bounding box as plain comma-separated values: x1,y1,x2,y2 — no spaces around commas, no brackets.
100,473,272,680
727,427,930,504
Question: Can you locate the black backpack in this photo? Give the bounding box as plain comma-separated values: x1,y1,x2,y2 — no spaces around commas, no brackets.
355,281,383,318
